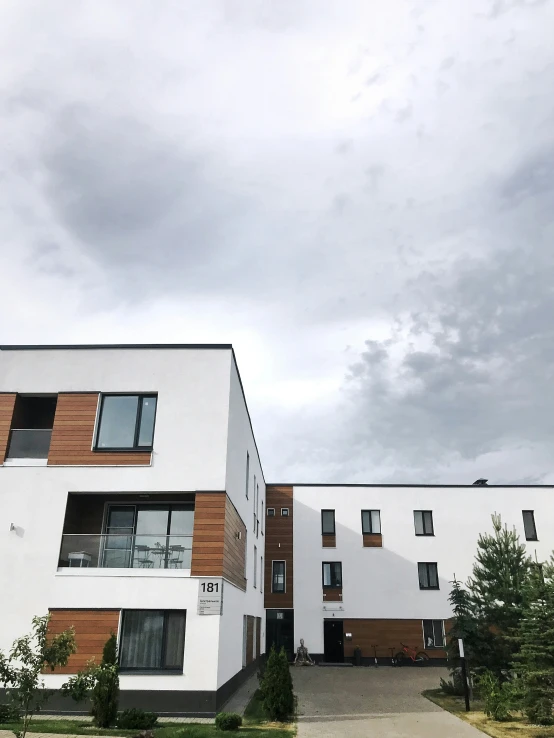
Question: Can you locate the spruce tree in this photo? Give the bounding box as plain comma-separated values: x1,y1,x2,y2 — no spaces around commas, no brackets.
467,514,531,676
260,646,294,721
514,562,554,725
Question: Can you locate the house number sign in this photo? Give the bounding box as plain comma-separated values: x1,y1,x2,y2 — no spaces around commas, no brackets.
197,578,224,615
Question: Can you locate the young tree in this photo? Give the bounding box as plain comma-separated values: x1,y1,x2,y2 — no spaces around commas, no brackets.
259,646,294,721
62,633,119,728
0,615,76,738
467,514,531,675
514,562,554,725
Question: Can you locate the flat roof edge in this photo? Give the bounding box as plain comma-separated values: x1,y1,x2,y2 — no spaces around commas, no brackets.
268,483,554,488
0,344,233,351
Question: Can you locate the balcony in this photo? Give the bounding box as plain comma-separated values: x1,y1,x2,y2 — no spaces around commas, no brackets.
6,429,52,460
58,533,192,570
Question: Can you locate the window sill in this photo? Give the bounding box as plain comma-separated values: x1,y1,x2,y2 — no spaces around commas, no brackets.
419,587,440,591
415,533,435,537
526,538,538,542
120,670,183,675
94,447,153,453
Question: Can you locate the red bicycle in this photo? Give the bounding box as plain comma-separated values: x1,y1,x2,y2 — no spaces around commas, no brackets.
394,643,430,666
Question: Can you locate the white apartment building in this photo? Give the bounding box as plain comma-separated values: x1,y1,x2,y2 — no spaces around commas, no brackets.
1,343,552,714
0,345,265,716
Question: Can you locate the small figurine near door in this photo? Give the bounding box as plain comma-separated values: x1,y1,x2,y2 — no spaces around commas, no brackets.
294,638,315,666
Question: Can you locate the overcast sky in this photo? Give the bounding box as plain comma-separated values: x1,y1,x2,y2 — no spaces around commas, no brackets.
1,0,553,484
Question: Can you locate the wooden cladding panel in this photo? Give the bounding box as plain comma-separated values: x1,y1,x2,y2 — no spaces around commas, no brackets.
0,394,16,464
48,394,151,466
323,588,343,602
264,486,293,609
322,535,336,548
256,616,261,658
48,609,120,674
363,534,383,548
191,492,246,589
342,618,449,660
246,615,255,665
223,495,247,590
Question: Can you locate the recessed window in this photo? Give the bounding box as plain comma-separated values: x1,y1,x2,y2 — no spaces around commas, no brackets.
522,511,537,541
423,619,444,648
260,556,263,593
119,610,185,671
281,508,289,517
418,562,439,590
254,545,257,588
322,562,342,588
361,510,381,534
321,509,335,535
245,452,250,499
272,561,285,593
414,510,434,536
96,395,157,450
267,508,275,517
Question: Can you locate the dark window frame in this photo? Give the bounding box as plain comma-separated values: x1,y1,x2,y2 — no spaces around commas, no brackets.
361,509,381,534
95,393,157,452
281,508,289,517
418,562,439,590
414,510,434,536
272,560,286,593
522,510,538,541
322,561,342,588
267,508,275,517
422,619,445,648
119,609,186,672
321,509,336,535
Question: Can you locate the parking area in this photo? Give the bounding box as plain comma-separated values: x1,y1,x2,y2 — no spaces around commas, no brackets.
293,666,483,737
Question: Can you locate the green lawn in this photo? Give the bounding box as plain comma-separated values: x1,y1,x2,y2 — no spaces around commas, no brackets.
423,688,554,738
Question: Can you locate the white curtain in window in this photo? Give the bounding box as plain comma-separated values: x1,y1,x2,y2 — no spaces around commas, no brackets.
120,611,164,668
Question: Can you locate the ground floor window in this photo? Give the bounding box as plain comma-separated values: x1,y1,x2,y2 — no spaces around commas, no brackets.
119,610,186,671
423,619,444,648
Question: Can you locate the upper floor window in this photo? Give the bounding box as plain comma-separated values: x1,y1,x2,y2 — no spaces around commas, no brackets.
272,561,285,593
321,509,335,535
418,562,439,590
414,510,434,536
361,510,381,534
281,508,289,517
245,452,250,499
254,545,257,588
522,510,537,541
267,508,275,517
96,395,157,450
322,562,342,588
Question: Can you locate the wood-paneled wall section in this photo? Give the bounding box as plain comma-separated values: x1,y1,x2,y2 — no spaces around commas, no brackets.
0,394,16,463
363,534,383,548
48,394,151,466
323,588,343,602
342,618,448,660
255,616,261,659
190,493,246,589
264,486,293,609
322,535,336,548
245,615,255,665
47,609,120,674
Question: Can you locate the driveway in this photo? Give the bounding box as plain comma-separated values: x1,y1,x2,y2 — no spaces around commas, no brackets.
293,666,483,737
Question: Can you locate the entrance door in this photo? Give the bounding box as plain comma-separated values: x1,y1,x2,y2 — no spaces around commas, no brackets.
324,620,344,663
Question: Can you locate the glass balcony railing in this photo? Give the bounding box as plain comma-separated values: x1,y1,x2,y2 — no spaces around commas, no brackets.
58,534,193,570
6,429,52,459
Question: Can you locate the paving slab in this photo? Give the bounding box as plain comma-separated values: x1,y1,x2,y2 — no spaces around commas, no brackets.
294,666,484,737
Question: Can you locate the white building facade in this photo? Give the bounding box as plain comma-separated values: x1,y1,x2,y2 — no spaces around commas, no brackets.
0,345,266,716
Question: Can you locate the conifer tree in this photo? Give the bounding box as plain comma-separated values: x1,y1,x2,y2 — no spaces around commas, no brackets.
260,646,294,721
514,561,554,725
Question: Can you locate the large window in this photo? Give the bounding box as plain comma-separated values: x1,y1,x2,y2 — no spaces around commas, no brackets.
272,561,285,593
321,510,335,535
96,395,157,450
418,562,439,590
423,620,444,648
254,545,257,588
414,510,434,536
361,510,381,534
522,511,537,541
322,562,342,588
119,610,186,671
245,452,250,499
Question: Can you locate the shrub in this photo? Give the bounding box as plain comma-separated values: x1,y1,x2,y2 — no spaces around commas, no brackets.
214,712,242,731
476,670,521,721
116,708,158,730
259,646,294,721
0,703,21,723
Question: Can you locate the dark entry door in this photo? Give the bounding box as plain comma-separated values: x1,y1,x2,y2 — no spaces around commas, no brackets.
324,620,344,663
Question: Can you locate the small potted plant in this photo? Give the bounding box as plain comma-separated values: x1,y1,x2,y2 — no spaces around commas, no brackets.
354,645,362,666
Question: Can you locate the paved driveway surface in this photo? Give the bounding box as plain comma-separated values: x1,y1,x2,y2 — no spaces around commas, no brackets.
294,666,484,737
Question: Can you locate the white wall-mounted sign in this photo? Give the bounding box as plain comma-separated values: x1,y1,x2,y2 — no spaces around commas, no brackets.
197,578,224,615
